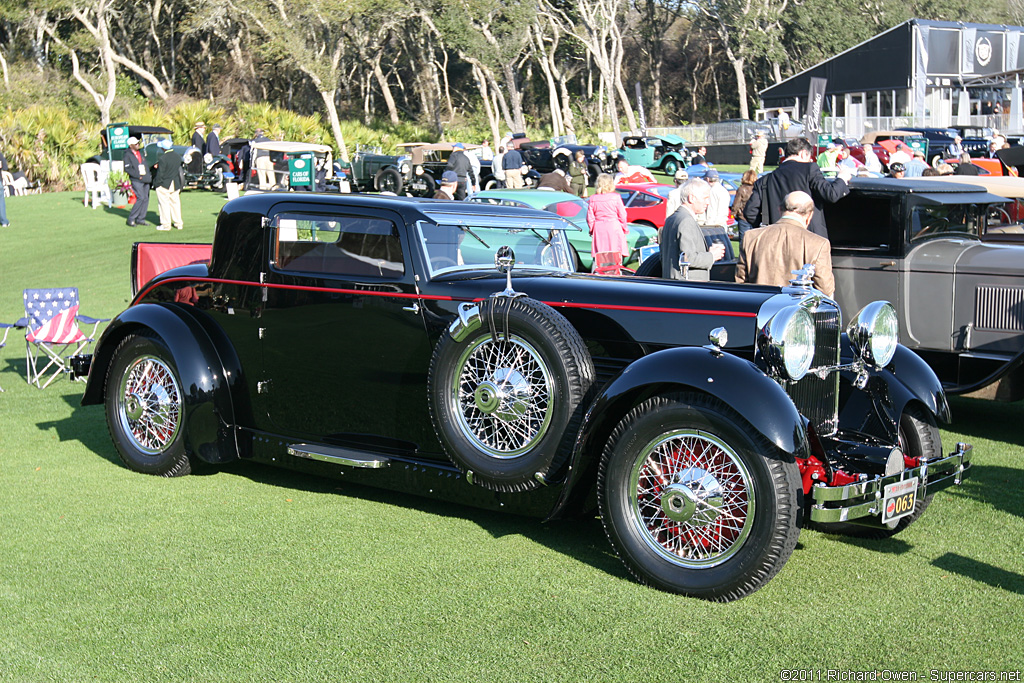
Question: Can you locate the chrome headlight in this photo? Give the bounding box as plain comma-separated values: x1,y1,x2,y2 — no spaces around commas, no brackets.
400,162,411,174
758,306,816,381
847,301,898,367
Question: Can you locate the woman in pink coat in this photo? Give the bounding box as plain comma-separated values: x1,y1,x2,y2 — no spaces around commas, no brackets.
586,173,628,273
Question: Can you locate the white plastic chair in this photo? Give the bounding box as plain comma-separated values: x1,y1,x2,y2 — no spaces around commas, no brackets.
81,163,111,208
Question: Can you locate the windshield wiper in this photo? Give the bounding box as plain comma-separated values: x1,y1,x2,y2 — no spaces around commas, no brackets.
456,224,490,249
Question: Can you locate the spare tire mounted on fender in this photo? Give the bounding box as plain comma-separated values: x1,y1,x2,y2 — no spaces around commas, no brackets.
428,296,594,492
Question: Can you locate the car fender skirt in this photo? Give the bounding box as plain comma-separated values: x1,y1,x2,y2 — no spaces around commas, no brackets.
81,303,239,464
547,347,808,520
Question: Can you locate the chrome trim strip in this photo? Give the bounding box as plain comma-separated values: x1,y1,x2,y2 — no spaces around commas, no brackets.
287,444,391,469
809,443,972,523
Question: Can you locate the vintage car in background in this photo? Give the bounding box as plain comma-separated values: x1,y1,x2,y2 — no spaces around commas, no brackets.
924,174,1024,224
401,142,512,197
90,125,174,165
823,176,1024,401
345,145,406,193
615,181,738,230
466,188,657,271
950,125,1004,157
897,127,968,166
240,141,334,192
77,192,970,602
617,135,689,175
515,137,613,185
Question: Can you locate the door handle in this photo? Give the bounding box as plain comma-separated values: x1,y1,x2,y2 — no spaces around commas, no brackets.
879,261,896,267
403,303,420,314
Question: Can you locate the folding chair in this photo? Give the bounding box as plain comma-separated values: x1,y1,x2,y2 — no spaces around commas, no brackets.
20,288,109,389
592,251,635,276
0,322,14,391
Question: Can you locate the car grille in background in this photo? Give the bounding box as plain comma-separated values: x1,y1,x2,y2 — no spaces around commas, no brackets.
786,301,841,436
975,285,1024,332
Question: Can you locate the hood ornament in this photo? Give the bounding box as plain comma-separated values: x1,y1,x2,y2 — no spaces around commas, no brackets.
494,245,525,299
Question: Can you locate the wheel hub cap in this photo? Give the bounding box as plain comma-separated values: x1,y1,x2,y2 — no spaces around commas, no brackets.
472,369,531,422
660,468,725,526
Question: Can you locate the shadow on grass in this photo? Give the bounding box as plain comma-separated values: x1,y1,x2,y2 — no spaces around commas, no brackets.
221,458,627,579
949,463,1024,520
36,393,625,578
816,532,914,555
946,396,1024,447
932,552,1024,595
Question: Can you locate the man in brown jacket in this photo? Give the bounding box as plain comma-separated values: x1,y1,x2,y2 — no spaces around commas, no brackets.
735,190,834,296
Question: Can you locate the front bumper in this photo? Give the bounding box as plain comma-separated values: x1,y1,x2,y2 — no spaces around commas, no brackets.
809,442,973,523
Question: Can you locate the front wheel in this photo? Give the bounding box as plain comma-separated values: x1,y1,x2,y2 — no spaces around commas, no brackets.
662,158,679,175
374,167,403,194
104,334,191,477
599,392,801,601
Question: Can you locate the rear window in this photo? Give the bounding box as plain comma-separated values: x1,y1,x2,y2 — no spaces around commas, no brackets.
824,194,896,254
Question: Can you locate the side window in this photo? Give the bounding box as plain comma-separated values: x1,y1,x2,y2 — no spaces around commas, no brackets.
908,203,979,243
824,194,896,254
274,213,404,277
629,192,661,208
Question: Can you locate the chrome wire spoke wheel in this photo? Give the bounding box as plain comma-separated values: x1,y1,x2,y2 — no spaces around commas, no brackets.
630,430,755,568
451,333,553,458
116,355,183,455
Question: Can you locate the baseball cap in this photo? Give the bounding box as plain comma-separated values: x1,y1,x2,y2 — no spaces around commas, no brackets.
441,170,458,184
126,136,139,145
705,168,719,181
158,139,172,150
453,142,465,150
673,169,689,181
889,162,905,173
195,121,205,128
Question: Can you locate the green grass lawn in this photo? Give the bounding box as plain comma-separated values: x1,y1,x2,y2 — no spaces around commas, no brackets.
0,191,1021,682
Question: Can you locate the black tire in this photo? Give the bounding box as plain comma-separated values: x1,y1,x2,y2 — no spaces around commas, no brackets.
598,392,802,601
587,164,601,186
662,158,679,175
374,167,403,194
634,253,662,278
483,178,500,191
428,297,594,492
815,406,939,539
930,153,943,168
570,246,585,273
104,333,191,477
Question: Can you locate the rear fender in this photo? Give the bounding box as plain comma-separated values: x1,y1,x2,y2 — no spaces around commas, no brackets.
81,303,241,464
547,347,808,520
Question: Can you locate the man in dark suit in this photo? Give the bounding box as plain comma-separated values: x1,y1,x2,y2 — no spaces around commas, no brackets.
743,137,852,238
445,143,476,200
206,124,222,156
122,137,151,226
191,122,206,153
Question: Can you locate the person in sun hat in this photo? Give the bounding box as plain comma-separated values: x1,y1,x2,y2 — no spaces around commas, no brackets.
192,121,206,153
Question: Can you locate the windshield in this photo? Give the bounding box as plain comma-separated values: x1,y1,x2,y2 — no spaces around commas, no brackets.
416,217,575,278
908,203,983,242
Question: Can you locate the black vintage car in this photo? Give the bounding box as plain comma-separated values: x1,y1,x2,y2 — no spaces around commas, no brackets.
518,140,613,185
78,194,972,601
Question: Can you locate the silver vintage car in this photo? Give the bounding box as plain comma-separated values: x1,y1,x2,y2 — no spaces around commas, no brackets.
825,177,1024,400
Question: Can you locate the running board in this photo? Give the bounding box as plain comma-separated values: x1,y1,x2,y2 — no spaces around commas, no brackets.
287,443,391,469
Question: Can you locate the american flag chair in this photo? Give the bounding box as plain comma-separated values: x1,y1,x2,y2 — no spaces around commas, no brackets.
19,288,109,389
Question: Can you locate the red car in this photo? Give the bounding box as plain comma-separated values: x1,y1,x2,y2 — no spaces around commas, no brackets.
616,182,737,229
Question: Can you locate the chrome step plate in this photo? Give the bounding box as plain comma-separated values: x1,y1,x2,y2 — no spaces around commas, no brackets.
287,443,391,469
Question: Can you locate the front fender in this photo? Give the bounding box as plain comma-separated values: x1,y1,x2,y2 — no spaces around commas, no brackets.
547,347,808,520
82,303,240,464
838,342,951,442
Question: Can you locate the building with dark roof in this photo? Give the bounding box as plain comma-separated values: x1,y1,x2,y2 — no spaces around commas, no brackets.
759,19,1024,136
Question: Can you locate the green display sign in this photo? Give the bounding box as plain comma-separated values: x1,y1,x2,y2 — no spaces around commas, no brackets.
906,137,927,155
817,134,832,147
108,124,130,151
288,155,313,187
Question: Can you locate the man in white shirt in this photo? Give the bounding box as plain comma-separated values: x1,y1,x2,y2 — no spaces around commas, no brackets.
700,169,731,229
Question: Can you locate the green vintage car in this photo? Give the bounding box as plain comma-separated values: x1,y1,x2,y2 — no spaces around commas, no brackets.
466,188,658,271
616,135,689,175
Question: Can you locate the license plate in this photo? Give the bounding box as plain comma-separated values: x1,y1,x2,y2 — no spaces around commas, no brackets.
881,477,919,524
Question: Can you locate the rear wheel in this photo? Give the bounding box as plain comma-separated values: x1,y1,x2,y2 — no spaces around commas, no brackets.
662,158,679,176
599,392,801,601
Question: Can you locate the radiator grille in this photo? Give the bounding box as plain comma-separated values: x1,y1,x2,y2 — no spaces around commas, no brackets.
786,302,840,436
975,286,1024,332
